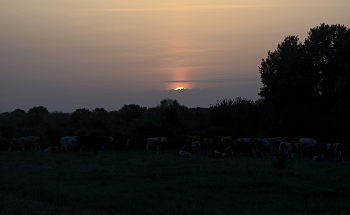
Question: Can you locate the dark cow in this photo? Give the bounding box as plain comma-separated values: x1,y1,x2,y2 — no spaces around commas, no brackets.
231,138,254,156
8,136,41,151
252,138,280,156
279,142,293,160
333,143,345,161
307,144,325,158
186,136,200,143
112,138,133,151
76,136,110,154
202,139,221,154
44,146,60,153
191,141,201,155
212,136,233,152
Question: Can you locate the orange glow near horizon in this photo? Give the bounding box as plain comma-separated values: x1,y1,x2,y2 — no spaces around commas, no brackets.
174,87,185,90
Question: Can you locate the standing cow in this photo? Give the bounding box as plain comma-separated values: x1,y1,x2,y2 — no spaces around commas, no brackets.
60,136,77,152
333,143,345,161
279,142,293,160
8,136,41,151
76,136,110,154
191,141,201,155
146,137,167,154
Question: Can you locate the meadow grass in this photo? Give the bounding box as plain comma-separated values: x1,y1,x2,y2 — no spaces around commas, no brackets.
1,150,349,215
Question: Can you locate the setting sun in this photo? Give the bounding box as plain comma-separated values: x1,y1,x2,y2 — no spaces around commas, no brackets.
174,87,185,91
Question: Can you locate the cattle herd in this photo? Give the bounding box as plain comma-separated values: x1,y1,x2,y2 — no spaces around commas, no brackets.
6,135,348,161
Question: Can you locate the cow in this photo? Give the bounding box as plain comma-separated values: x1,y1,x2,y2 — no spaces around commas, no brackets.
202,139,221,155
279,142,293,160
299,138,318,144
186,136,200,143
179,150,191,157
252,138,280,156
333,143,345,161
76,136,110,154
208,150,228,158
290,142,299,154
60,136,77,152
307,144,325,158
231,138,254,156
43,146,60,153
313,154,325,161
146,137,167,154
8,136,41,151
126,139,132,150
211,136,232,152
191,141,201,155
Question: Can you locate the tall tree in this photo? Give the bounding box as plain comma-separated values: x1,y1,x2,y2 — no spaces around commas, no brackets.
305,24,350,110
259,23,350,112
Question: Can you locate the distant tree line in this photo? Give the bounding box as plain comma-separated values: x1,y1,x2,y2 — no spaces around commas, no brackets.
0,23,349,150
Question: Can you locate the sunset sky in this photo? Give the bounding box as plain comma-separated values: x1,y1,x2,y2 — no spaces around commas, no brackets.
1,0,350,112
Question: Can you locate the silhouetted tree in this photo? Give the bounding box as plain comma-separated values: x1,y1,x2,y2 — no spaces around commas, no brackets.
28,106,49,115
259,23,350,112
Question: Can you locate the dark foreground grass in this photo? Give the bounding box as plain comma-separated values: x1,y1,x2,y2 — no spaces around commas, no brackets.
1,150,349,215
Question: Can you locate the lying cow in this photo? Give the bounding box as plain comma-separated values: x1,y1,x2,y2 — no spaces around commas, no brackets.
313,154,324,161
208,150,228,158
76,136,110,154
60,136,77,152
43,146,60,153
179,150,191,157
8,136,41,151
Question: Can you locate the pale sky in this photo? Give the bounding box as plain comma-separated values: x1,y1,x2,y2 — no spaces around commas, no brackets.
1,0,350,112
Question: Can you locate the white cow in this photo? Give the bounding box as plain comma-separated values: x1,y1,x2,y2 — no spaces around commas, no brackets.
179,150,191,157
8,136,41,151
299,138,318,144
60,136,77,152
146,137,167,154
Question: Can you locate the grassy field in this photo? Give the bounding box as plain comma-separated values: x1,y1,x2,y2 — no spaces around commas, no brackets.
1,150,349,215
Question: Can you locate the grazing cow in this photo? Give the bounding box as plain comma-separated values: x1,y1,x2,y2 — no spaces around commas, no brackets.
44,146,60,153
208,150,228,158
231,138,254,156
202,140,221,154
186,136,200,143
290,142,299,154
307,144,325,158
299,138,318,144
313,154,324,161
191,141,201,155
252,138,280,156
76,136,110,154
333,143,345,161
279,142,293,160
60,136,77,152
179,150,191,157
146,137,167,154
126,139,132,150
211,136,232,152
8,136,41,151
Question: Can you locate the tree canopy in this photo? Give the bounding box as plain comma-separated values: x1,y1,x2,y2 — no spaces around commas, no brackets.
259,23,350,112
